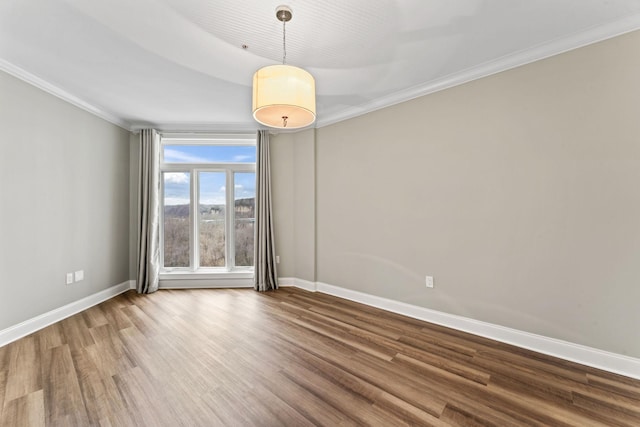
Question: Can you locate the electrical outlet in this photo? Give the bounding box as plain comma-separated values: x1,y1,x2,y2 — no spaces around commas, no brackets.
66,273,74,285
75,270,84,282
276,256,280,264
426,276,434,288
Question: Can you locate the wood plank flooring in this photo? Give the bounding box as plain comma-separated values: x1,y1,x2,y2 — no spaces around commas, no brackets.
1,287,639,426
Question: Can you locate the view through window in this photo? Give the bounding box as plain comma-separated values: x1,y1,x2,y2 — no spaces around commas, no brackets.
161,137,256,272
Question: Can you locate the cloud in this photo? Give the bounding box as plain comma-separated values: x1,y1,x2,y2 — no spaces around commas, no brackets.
164,197,190,206
233,154,254,162
199,195,226,205
200,187,226,205
164,149,210,163
164,172,189,184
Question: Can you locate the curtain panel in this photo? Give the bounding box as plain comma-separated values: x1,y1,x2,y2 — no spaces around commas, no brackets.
136,129,161,294
254,130,278,291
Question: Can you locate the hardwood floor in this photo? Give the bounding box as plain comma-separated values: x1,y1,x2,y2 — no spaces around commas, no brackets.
1,288,639,426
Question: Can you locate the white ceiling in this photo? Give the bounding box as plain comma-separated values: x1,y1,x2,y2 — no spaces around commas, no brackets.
2,0,640,131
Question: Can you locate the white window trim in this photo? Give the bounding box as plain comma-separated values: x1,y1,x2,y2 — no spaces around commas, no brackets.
159,133,256,279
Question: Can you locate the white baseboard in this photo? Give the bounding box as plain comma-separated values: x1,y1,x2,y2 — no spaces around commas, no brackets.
285,279,640,380
278,277,294,287
0,280,134,348
6,277,638,380
278,277,317,292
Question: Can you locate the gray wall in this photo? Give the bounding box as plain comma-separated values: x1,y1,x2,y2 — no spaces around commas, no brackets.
129,133,139,280
292,129,316,282
271,132,295,278
273,30,640,358
0,70,131,331
271,129,316,282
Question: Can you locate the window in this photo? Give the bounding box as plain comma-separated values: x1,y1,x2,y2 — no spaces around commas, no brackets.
160,134,256,274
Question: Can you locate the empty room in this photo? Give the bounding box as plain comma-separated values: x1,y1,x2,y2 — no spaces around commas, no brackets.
1,1,640,425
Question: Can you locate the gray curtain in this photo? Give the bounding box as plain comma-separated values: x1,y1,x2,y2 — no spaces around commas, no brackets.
136,129,161,294
254,130,278,291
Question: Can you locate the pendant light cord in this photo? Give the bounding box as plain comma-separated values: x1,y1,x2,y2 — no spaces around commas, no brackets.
282,18,287,65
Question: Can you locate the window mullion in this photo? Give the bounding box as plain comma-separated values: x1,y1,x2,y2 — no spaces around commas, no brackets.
226,169,235,271
159,172,165,269
191,169,198,271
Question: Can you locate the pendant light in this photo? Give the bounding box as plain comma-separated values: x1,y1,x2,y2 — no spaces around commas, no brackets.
252,5,316,129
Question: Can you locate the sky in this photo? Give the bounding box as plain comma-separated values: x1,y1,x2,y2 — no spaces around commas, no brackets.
163,145,256,205
163,145,256,164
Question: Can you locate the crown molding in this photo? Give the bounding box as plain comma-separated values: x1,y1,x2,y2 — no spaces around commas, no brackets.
4,12,640,133
316,13,640,128
130,121,259,133
0,59,131,130
129,121,316,134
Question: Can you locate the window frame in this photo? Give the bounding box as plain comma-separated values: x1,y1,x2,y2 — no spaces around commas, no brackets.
159,134,256,279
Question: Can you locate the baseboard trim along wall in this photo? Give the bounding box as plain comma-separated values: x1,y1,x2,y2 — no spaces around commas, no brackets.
279,277,640,380
279,277,316,292
0,280,134,348
4,277,637,380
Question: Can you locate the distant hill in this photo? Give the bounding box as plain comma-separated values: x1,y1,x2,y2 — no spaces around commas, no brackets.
164,204,190,218
164,198,255,218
